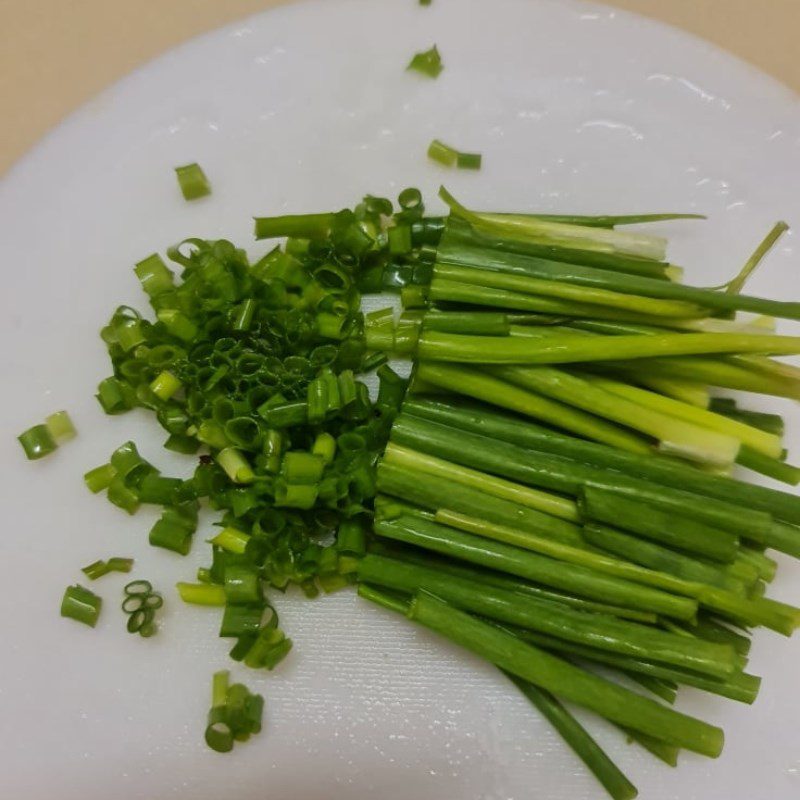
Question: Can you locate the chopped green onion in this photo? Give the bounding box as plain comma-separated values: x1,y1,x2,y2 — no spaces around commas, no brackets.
83,463,117,493
407,45,443,78
18,424,57,460
61,584,102,627
217,448,255,484
174,162,211,200
81,557,134,580
209,527,250,555
45,410,76,442
135,254,174,297
176,582,227,606
150,370,182,401
427,140,482,170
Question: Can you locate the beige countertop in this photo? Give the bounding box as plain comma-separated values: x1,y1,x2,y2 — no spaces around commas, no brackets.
2,0,799,174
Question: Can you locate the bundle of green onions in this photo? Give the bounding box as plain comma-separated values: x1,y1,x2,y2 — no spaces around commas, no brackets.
87,185,800,790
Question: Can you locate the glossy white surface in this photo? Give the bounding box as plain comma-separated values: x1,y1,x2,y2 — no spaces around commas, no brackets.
1,0,800,797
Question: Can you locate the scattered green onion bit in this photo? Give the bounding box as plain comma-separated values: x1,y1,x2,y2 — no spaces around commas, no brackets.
174,162,211,201
123,580,162,637
204,670,264,753
45,410,77,442
82,557,134,580
407,45,443,78
18,424,57,460
61,584,102,627
427,140,481,170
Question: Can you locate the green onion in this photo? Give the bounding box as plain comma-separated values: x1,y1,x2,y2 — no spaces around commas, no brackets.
150,371,182,401
44,410,76,442
134,254,174,297
509,675,638,800
18,424,57,460
81,557,134,580
176,582,226,606
84,463,117,493
174,162,211,200
61,584,102,627
409,592,724,758
209,527,250,555
407,45,443,78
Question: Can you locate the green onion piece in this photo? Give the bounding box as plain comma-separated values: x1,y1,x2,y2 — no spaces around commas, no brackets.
456,151,482,170
420,0,432,5
376,364,409,412
150,370,182,401
176,582,226,606
274,481,319,509
337,518,366,556
509,674,638,800
217,448,255,484
220,603,264,638
18,424,57,460
157,309,198,342
312,432,337,465
107,476,141,515
45,410,76,442
722,221,788,294
60,584,102,627
253,213,334,240
428,139,458,167
243,626,293,670
164,434,200,454
81,557,133,580
401,285,428,309
224,565,262,604
262,429,283,473
209,527,250,555
84,463,117,493
150,502,198,555
174,162,211,200
134,254,174,297
96,376,136,414
407,45,444,78
281,451,325,484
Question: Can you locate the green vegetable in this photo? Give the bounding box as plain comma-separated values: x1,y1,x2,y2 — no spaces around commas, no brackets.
61,584,102,627
427,140,482,170
204,670,264,752
174,163,211,200
407,45,443,78
18,424,57,460
408,592,724,758
81,557,134,580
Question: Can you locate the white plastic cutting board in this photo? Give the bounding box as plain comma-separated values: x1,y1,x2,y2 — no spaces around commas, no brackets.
1,1,799,797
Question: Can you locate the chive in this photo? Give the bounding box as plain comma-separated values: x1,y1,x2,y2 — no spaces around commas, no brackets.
253,213,334,240
409,592,724,758
721,221,788,294
176,582,226,606
61,584,102,627
18,424,57,460
407,45,443,78
81,557,134,580
508,675,638,800
174,163,211,200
